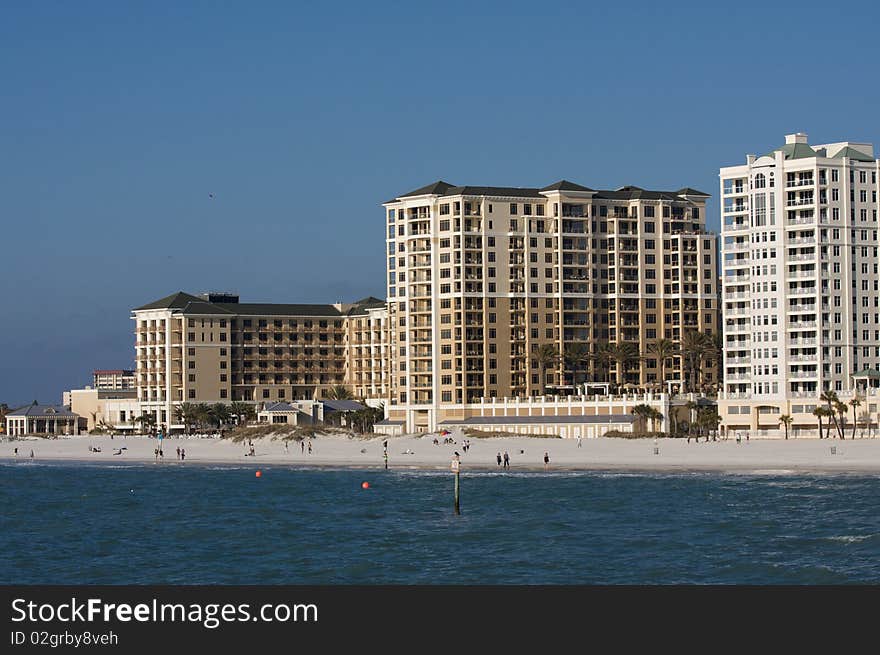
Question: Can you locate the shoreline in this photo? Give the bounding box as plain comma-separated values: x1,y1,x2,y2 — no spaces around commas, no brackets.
3,432,880,475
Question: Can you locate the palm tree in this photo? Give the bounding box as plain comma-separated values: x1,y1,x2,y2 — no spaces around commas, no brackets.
649,408,664,433
193,404,212,432
134,412,156,436
591,342,613,384
834,400,848,439
229,401,255,426
849,397,861,440
698,408,722,441
646,338,678,392
681,330,716,391
610,342,640,389
812,406,825,439
778,414,793,440
685,400,698,437
534,344,559,395
563,343,590,391
326,385,353,401
631,404,653,434
174,402,199,435
209,403,231,429
820,390,843,439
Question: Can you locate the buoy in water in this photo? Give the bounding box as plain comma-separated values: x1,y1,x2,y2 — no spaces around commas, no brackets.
361,481,370,489
255,470,262,478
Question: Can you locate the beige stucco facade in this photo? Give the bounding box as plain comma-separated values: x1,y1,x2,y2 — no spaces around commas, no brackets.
382,181,719,431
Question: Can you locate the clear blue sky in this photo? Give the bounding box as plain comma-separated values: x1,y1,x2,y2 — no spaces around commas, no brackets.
2,0,879,405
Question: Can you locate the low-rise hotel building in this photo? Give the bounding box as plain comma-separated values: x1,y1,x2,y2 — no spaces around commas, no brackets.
131,292,389,429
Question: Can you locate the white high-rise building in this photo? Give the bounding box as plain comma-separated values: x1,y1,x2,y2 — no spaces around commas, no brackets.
719,133,880,436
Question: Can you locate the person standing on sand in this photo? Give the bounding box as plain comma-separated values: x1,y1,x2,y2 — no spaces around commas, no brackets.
284,441,289,454
176,447,181,460
503,451,510,469
29,450,34,459
577,436,582,448
308,440,312,455
543,452,549,470
180,448,186,461
301,440,305,454
497,452,502,466
13,447,18,457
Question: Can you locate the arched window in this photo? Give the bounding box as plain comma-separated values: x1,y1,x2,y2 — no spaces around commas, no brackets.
754,173,766,189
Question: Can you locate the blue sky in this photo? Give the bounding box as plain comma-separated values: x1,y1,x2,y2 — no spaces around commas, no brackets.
2,0,879,404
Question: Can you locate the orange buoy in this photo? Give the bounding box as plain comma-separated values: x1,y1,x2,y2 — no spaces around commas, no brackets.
361,481,370,489
255,470,262,478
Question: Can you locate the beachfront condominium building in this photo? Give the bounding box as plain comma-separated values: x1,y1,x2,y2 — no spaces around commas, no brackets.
93,369,136,390
382,181,719,431
719,133,880,436
131,292,389,428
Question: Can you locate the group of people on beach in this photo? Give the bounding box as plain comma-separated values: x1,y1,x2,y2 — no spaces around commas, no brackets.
496,451,511,468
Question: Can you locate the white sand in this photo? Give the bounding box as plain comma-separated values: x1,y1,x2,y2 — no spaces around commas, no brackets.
3,431,880,473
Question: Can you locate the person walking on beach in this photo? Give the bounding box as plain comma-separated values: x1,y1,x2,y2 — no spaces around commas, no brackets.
543,452,550,470
503,451,510,469
577,435,582,448
284,440,289,454
29,449,34,459
301,440,305,454
383,449,388,469
180,448,186,461
497,452,502,467
176,446,181,460
154,447,159,461
307,439,313,455
13,447,18,457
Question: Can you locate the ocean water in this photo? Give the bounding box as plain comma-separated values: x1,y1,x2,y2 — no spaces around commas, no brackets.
2,462,879,584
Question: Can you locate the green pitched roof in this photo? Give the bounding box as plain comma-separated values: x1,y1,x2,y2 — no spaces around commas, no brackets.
853,368,880,378
831,146,874,162
765,142,818,160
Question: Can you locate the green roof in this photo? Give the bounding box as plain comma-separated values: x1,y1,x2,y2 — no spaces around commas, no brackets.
765,142,818,160
831,146,874,162
853,368,880,378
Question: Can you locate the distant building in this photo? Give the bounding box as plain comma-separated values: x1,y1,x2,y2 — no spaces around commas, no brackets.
93,369,136,390
5,403,87,436
131,292,388,431
68,388,140,432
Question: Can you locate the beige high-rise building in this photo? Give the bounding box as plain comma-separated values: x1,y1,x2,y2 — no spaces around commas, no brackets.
131,292,389,428
382,181,719,431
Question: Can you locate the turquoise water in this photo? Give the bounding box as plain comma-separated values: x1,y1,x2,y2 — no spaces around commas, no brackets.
2,462,879,584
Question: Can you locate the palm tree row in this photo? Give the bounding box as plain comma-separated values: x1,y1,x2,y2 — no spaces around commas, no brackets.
170,402,252,435
527,330,717,394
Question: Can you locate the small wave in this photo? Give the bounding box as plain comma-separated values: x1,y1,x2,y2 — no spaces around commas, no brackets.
824,534,876,543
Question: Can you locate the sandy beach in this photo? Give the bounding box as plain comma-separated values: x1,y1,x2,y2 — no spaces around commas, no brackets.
4,431,880,473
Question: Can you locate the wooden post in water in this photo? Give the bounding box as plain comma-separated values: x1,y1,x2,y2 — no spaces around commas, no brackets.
451,452,461,515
